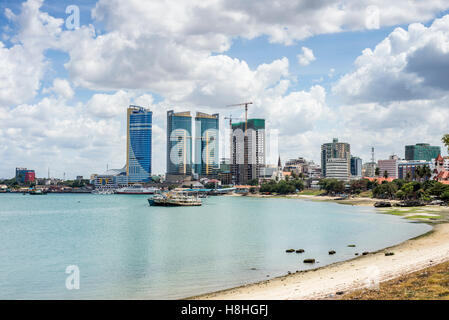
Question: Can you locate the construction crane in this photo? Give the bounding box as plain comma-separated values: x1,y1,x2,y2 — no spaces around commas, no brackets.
226,102,253,133
224,114,243,130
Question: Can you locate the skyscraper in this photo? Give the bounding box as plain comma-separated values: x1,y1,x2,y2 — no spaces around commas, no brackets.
405,143,441,161
167,110,192,177
350,156,362,177
194,112,219,177
321,138,350,178
231,119,265,184
126,106,152,183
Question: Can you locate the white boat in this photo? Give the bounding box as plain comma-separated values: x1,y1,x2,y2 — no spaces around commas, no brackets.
92,188,114,195
148,191,202,206
115,184,160,195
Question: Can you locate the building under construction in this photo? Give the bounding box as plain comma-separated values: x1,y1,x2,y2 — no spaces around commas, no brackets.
231,119,266,184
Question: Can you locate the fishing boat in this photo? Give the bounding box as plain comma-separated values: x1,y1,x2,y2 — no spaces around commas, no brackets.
29,189,47,195
115,184,160,194
148,191,202,207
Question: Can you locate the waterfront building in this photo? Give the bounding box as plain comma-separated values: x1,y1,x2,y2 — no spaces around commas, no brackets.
126,106,152,183
15,168,35,184
362,162,377,177
350,156,362,178
321,138,350,178
231,119,265,184
405,143,441,161
167,110,193,179
397,160,433,180
194,112,219,177
432,154,449,184
377,155,399,179
326,158,350,181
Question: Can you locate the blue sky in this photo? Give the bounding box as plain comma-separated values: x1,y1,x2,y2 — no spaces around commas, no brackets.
1,0,449,178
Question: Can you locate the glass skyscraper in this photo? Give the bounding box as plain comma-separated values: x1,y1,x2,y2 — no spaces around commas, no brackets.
194,112,219,176
126,106,152,183
405,143,441,161
167,110,192,176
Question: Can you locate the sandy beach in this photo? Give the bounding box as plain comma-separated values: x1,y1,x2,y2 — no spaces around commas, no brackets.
191,198,449,300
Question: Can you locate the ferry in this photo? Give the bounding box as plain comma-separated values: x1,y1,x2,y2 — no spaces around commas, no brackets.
115,184,160,195
148,191,202,207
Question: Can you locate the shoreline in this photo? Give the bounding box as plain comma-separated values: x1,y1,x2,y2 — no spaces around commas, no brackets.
189,195,449,300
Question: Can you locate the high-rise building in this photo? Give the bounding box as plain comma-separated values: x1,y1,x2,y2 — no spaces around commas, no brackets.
167,110,192,177
126,106,152,183
350,156,362,177
405,143,441,161
15,168,35,184
194,112,219,177
321,138,350,177
326,158,350,181
231,119,265,184
378,155,399,179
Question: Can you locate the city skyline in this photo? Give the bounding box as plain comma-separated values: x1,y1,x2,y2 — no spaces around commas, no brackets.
1,0,449,179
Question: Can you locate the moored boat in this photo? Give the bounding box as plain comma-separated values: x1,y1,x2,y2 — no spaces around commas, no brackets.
148,191,202,206
116,184,160,194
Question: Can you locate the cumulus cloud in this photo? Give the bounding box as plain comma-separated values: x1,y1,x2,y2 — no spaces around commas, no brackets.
297,47,316,66
0,0,63,107
333,15,449,103
43,78,74,99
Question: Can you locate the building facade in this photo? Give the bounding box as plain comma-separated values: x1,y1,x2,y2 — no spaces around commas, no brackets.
231,119,265,184
377,155,399,179
398,160,433,180
405,143,441,161
326,158,350,181
350,156,362,178
194,112,219,177
126,106,152,183
15,168,35,184
167,110,193,177
321,138,350,178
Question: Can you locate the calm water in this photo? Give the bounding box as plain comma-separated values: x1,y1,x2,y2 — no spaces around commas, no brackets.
0,193,431,299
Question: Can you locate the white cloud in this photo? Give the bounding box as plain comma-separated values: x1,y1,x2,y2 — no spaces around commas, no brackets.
297,47,316,66
43,78,74,100
333,15,449,103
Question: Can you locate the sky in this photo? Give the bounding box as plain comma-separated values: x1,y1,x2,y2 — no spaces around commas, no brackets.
1,0,449,179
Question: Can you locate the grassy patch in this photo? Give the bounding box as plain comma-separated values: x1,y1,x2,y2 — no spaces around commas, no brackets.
357,191,373,198
298,189,325,196
338,260,449,300
405,215,442,220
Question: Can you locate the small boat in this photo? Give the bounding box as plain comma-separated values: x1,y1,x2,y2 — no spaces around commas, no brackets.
148,191,202,206
29,189,47,195
92,189,114,195
116,184,160,195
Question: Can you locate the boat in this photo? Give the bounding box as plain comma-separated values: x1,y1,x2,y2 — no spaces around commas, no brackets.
29,189,47,195
148,191,202,206
92,188,115,195
115,184,160,195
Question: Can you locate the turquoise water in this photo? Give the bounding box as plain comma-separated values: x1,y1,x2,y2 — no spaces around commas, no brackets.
0,193,431,299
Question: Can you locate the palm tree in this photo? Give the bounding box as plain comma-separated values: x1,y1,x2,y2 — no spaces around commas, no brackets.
414,166,422,182
383,170,389,179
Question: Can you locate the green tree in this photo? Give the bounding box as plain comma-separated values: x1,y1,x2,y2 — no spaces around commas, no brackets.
442,134,449,153
375,167,380,176
383,170,389,179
